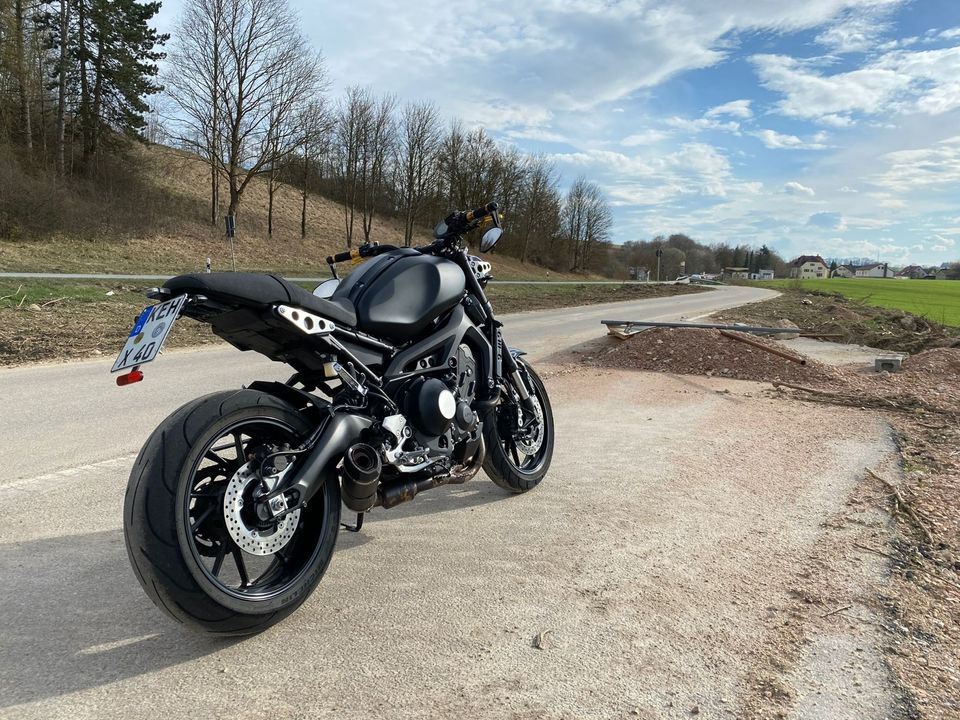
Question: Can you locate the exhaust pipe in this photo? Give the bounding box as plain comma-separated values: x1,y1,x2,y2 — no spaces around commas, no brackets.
377,435,485,509
341,443,381,512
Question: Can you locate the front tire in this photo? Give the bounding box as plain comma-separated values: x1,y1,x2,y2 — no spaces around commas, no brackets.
482,361,554,493
123,389,340,635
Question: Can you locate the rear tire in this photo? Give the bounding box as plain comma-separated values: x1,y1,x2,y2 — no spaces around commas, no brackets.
123,389,340,635
482,361,554,493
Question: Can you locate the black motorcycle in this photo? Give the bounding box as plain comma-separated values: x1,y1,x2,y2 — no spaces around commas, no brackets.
114,202,554,634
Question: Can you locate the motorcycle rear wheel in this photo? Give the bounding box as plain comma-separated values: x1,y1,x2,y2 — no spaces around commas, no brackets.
123,389,340,635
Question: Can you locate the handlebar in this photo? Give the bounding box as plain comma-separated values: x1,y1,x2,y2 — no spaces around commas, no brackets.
326,242,399,266
326,249,358,265
465,202,499,223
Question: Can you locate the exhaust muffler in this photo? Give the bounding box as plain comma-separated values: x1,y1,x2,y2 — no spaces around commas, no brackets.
341,443,381,512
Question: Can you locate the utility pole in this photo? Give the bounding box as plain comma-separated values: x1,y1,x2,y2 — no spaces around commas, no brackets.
656,246,662,282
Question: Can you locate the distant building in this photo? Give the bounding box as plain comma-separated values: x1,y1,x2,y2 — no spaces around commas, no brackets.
832,265,855,278
749,269,775,280
722,266,749,280
895,265,925,279
855,263,890,278
789,255,828,279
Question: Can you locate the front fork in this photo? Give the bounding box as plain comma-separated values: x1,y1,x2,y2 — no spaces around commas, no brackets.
501,340,537,417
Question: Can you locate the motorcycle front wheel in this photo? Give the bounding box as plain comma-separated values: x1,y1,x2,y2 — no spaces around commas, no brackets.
123,389,340,635
482,361,555,493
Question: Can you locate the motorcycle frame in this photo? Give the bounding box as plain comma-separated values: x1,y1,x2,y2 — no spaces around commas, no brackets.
175,241,528,513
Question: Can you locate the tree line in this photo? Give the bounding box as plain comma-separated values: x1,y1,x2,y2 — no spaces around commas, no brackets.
616,234,790,280
0,0,614,272
163,0,613,272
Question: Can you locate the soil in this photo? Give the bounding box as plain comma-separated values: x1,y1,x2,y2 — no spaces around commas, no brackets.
715,288,959,354
577,326,960,719
584,327,844,385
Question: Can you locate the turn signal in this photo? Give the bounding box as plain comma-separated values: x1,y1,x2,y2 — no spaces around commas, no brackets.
117,369,144,386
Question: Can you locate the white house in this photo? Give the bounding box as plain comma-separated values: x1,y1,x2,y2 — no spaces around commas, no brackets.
833,265,855,278
749,269,775,280
789,255,828,279
855,263,890,278
722,266,749,280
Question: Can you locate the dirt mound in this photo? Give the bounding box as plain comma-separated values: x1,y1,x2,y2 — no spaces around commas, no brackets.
588,327,841,384
716,290,956,354
902,347,960,377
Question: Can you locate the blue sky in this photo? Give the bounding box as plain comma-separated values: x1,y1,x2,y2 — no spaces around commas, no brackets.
155,0,960,265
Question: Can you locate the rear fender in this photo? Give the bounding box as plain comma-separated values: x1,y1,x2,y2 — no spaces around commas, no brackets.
246,381,329,423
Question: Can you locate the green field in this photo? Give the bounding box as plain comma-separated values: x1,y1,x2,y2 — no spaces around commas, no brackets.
761,278,960,326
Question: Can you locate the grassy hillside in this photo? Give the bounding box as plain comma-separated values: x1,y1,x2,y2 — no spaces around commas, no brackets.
0,143,600,281
759,278,960,326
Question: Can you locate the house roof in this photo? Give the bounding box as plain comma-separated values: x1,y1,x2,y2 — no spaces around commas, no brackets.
723,267,749,271
791,255,827,267
857,263,886,271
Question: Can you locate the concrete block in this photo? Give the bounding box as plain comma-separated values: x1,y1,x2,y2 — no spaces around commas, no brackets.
875,357,902,372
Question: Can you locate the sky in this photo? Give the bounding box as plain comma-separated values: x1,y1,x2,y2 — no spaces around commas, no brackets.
154,0,960,266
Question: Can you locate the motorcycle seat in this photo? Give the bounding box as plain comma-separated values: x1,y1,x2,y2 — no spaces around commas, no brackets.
164,272,357,327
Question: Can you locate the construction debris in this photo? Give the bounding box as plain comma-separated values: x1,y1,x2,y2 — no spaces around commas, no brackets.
601,319,815,337
587,327,841,384
718,329,806,365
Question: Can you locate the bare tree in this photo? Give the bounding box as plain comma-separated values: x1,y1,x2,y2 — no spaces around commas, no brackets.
394,101,441,246
165,0,225,222
358,93,395,243
295,99,331,238
167,0,325,224
12,0,33,151
515,155,559,264
54,0,69,174
331,87,369,247
563,176,612,271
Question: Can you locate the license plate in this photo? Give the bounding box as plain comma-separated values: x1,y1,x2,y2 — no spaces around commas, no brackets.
111,295,187,373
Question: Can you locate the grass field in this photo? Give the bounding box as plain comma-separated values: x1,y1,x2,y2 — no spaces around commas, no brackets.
759,278,960,327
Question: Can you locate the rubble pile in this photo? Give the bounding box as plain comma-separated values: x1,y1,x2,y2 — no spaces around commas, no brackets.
588,327,842,384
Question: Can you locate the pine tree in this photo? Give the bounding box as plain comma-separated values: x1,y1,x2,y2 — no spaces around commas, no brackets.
75,0,167,166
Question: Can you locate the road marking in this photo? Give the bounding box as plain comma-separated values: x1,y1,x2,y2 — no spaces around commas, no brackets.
1,454,136,499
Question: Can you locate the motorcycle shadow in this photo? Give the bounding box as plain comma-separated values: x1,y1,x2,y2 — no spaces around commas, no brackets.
0,528,233,709
0,484,510,707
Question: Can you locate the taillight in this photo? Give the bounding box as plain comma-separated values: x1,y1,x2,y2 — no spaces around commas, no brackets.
117,369,144,386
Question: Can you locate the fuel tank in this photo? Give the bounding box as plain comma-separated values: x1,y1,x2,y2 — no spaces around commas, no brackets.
334,250,466,342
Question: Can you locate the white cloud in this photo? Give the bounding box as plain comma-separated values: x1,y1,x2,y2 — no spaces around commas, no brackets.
814,4,899,53
784,181,816,196
705,99,753,119
504,127,569,143
874,135,960,192
819,113,856,127
753,45,960,124
555,141,738,206
930,233,956,247
621,130,672,146
753,129,829,150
